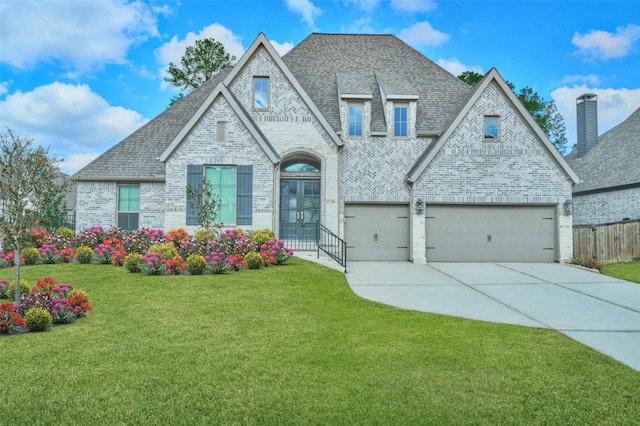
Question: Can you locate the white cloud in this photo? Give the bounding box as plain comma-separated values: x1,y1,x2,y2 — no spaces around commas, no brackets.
0,81,10,96
437,58,483,77
284,0,322,30
561,74,602,86
343,0,382,12
391,0,437,13
0,0,161,71
270,40,295,56
62,153,101,175
572,24,640,60
341,16,377,34
399,21,449,47
0,82,149,174
156,23,245,88
552,86,640,149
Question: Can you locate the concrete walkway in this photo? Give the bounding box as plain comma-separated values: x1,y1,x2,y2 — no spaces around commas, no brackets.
345,262,640,371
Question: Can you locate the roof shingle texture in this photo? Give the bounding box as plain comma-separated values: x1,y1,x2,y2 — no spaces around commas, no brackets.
567,106,640,193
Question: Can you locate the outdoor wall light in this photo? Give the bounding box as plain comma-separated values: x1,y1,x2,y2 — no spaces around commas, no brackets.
415,198,424,214
564,199,573,216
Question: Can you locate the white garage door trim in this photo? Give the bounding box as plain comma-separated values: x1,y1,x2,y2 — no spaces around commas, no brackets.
425,204,556,262
345,203,410,261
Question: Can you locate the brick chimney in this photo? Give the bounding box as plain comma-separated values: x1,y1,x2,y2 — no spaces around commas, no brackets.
576,93,598,158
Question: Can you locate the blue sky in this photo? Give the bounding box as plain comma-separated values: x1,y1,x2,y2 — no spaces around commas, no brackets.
1,0,639,174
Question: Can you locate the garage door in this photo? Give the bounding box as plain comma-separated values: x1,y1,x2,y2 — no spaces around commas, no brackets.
345,204,409,261
425,205,556,262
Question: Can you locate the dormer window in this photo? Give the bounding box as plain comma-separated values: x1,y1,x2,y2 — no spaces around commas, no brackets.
484,115,499,140
394,104,408,137
348,103,363,136
254,77,269,109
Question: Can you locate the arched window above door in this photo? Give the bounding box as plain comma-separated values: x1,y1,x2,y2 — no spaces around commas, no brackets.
282,159,320,173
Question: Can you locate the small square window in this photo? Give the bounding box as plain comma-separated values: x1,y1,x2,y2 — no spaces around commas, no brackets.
254,77,269,109
349,104,362,136
484,116,499,140
394,105,408,137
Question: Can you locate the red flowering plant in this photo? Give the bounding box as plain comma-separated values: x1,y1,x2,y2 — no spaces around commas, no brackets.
260,240,294,265
167,229,190,247
111,245,128,266
227,254,248,271
165,256,186,275
58,247,75,263
0,302,25,334
19,278,89,324
33,277,58,294
30,228,49,248
66,293,92,316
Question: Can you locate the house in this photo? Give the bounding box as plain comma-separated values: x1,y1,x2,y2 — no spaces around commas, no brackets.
73,33,579,263
565,95,640,225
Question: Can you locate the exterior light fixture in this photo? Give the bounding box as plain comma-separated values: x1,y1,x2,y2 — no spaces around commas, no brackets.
564,199,573,216
415,198,424,214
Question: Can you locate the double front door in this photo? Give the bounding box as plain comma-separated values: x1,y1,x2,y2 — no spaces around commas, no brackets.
280,179,320,246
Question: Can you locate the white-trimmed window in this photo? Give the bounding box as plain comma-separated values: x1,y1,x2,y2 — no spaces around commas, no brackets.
394,104,408,137
348,104,363,136
253,77,269,109
205,166,237,223
484,115,500,140
117,185,139,230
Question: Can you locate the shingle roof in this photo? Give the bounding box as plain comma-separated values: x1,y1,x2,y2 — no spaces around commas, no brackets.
282,33,471,135
567,106,640,193
73,69,231,181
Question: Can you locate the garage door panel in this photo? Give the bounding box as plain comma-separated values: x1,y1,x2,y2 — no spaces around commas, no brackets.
426,205,556,262
345,204,409,261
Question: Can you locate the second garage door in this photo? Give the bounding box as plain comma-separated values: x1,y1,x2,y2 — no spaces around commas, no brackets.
425,205,556,262
345,204,409,261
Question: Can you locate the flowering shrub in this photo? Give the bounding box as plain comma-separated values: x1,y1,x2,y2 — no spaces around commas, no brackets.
24,307,52,332
30,228,49,248
55,226,74,240
9,280,31,299
245,252,265,269
21,247,41,265
261,240,294,265
33,277,58,293
111,246,128,266
140,252,166,275
75,246,94,264
0,280,9,299
39,243,62,264
59,247,75,263
74,225,109,249
120,228,167,254
165,256,186,275
195,228,217,244
0,302,25,334
19,278,89,325
94,243,116,264
259,250,277,266
227,254,248,271
167,228,190,247
66,293,92,315
251,229,275,247
148,243,179,260
176,237,201,260
124,253,142,273
186,254,207,275
205,251,230,274
210,229,256,257
0,253,11,268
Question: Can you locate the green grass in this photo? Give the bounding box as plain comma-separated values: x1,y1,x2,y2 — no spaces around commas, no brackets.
601,259,640,284
1,258,639,425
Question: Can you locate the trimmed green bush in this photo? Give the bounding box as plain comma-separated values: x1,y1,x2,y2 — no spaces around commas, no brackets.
148,243,179,260
24,307,52,332
55,226,75,240
75,246,94,264
195,228,216,244
8,279,31,298
251,229,275,248
186,254,207,275
21,247,41,265
245,252,265,270
124,253,142,273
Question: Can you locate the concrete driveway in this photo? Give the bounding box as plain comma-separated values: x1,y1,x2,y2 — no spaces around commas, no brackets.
345,262,640,371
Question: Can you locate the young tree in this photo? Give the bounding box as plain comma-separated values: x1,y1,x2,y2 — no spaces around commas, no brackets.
186,179,220,233
0,128,68,303
458,71,568,152
164,38,235,100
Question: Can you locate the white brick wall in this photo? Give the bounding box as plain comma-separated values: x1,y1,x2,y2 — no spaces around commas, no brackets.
573,187,640,225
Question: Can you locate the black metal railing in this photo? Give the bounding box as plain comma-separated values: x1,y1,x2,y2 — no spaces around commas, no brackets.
317,223,347,272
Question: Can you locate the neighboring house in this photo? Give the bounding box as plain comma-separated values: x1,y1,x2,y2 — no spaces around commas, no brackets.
73,33,579,263
59,172,77,229
566,95,640,225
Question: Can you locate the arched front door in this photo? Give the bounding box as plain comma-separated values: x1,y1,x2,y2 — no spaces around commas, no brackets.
279,158,321,250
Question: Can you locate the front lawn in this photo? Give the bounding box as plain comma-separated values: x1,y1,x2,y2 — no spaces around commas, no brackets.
1,259,639,424
601,259,640,284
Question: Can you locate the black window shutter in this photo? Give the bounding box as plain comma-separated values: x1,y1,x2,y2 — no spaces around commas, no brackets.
186,165,203,225
236,165,253,225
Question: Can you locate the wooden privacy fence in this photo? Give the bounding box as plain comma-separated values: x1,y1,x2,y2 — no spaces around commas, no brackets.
573,219,640,263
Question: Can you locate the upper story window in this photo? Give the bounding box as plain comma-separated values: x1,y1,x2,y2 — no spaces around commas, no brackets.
484,115,499,140
254,77,269,109
348,104,363,136
394,105,408,137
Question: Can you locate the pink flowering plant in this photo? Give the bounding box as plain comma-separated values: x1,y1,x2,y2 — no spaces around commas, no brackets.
210,229,256,257
260,240,294,265
120,228,167,254
39,243,62,264
74,225,109,249
18,279,86,324
0,280,9,299
94,243,117,264
140,252,166,275
204,251,230,274
0,252,12,268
